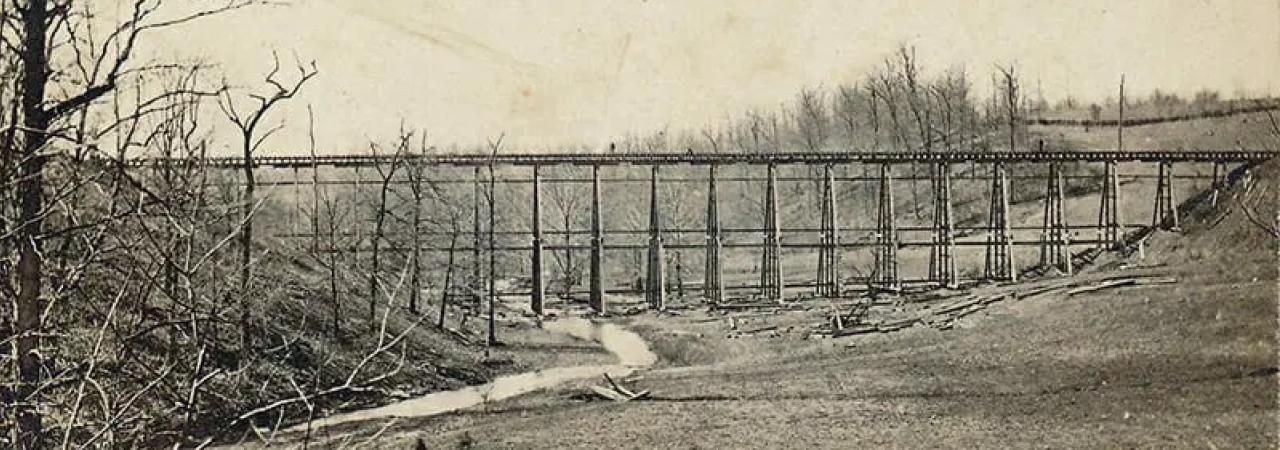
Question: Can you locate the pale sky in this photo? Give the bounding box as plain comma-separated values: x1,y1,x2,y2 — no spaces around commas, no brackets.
142,0,1280,154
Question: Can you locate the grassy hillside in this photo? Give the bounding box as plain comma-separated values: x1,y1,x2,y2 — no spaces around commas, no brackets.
1033,111,1280,150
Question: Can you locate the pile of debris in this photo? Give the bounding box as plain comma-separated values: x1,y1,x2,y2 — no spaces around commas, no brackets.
815,273,1178,338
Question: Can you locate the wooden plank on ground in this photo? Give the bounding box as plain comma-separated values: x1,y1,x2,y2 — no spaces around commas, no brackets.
589,385,631,402
604,373,637,398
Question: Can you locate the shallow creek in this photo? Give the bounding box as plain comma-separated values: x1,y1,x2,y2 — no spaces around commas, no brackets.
293,318,657,431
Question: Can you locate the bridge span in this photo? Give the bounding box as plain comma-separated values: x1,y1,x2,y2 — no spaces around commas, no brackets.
121,147,1279,315
119,149,1280,168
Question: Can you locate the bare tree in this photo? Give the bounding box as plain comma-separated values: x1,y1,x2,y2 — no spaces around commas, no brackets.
484,134,504,347
218,52,318,352
545,165,587,298
318,179,349,340
403,133,437,315
796,86,829,153
998,64,1021,153
931,68,970,153
701,127,724,154
834,83,863,149
438,214,462,328
895,45,932,151
368,131,408,328
3,1,257,446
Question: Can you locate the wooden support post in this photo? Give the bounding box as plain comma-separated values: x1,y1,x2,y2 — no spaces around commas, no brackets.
703,165,724,304
487,164,497,346
1098,160,1123,249
531,165,545,316
1058,164,1072,275
645,165,666,310
928,164,938,283
292,166,301,237
310,155,320,253
472,166,482,303
1153,161,1178,230
829,165,840,296
589,165,605,313
1040,163,1055,268
353,165,363,265
874,163,900,291
817,165,830,297
761,163,782,301
985,162,1016,281
930,162,957,288
1210,161,1225,207
1039,160,1071,274
817,164,840,297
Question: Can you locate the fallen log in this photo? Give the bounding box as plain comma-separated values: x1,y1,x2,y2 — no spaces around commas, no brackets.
1132,276,1178,286
830,324,879,337
979,294,1008,304
1066,279,1137,296
881,317,918,329
739,325,779,335
1065,276,1177,296
936,295,983,314
604,373,636,397
588,385,632,402
588,374,651,402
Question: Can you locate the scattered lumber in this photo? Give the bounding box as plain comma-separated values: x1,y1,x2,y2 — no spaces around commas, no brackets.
817,272,1181,338
1132,276,1178,286
825,318,919,337
1065,279,1137,296
878,317,918,331
1066,276,1178,296
587,374,650,402
739,325,778,335
829,324,879,337
936,295,982,314
588,385,632,402
712,301,782,311
827,300,871,331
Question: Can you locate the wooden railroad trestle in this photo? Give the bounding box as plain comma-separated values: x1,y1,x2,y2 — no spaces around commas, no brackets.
118,149,1277,315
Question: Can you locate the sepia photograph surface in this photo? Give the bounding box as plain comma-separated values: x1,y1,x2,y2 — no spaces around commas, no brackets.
1,1,1277,448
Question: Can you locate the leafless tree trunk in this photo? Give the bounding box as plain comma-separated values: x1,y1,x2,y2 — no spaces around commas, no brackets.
219,53,317,352
439,217,460,329
546,166,585,298
485,134,504,347
5,2,257,444
315,184,347,341
999,65,1021,153
406,142,430,315
834,84,862,149
797,86,830,209
309,106,321,253
369,133,407,328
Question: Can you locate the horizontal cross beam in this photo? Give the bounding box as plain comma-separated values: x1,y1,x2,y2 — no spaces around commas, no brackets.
306,239,1116,253
112,149,1280,168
